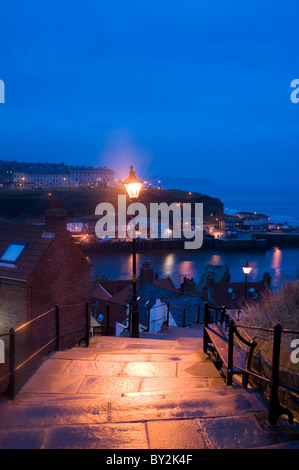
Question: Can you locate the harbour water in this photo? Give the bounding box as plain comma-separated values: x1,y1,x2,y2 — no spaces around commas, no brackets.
87,246,299,290
87,185,299,291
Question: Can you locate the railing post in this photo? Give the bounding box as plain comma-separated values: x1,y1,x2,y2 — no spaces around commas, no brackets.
106,304,110,336
268,323,282,425
183,308,186,328
203,303,209,353
85,301,90,347
147,308,150,332
7,328,15,400
227,320,235,386
166,303,170,327
197,305,200,324
55,304,60,351
128,304,132,331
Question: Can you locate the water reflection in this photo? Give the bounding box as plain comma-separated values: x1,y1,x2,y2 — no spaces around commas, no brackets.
271,247,283,287
177,260,197,281
207,254,223,265
89,246,298,290
162,253,175,276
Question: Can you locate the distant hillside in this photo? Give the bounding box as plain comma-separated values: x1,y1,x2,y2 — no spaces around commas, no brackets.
0,187,224,221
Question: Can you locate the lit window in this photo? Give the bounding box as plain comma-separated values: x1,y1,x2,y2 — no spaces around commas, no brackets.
0,244,26,263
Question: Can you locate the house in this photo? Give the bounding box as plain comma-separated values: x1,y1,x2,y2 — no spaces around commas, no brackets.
134,281,204,333
90,279,130,336
0,202,91,385
90,260,177,335
218,217,242,236
235,212,269,231
197,264,231,290
199,272,271,318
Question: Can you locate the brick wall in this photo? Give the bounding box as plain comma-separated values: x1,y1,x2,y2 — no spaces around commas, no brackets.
29,207,91,349
0,279,30,391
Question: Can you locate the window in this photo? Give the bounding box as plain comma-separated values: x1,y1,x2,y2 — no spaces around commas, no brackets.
227,287,237,300
0,243,26,263
249,287,258,299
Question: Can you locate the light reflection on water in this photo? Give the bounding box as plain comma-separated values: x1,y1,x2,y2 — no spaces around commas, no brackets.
270,247,283,288
89,247,299,289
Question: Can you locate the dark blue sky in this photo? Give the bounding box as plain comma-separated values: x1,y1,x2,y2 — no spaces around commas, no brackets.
1,1,299,206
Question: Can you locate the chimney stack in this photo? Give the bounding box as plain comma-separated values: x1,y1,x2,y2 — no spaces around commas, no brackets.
140,260,154,284
44,201,69,237
263,272,271,288
181,277,196,295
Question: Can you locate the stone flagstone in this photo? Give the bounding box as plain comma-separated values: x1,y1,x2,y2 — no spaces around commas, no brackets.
0,325,297,449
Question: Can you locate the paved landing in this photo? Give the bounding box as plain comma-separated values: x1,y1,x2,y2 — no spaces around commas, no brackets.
0,326,297,449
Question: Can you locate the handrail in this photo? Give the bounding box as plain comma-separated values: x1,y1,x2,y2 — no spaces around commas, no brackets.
14,308,56,333
0,300,91,401
203,302,299,426
142,302,202,331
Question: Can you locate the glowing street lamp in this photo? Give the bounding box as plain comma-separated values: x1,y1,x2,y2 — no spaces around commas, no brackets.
242,261,252,301
124,165,142,200
124,165,142,338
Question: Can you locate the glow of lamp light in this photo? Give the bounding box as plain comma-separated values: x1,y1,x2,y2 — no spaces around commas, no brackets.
124,165,142,200
242,262,252,275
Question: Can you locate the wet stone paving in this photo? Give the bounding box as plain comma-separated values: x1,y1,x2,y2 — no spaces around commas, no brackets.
0,326,298,449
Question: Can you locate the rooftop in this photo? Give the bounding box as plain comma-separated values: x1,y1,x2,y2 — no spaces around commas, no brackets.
0,222,52,281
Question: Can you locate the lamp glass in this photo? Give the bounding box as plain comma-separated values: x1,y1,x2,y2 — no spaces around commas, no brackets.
242,262,252,275
124,165,142,199
124,182,142,199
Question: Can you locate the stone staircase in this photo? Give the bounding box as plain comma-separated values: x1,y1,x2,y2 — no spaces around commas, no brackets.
0,325,298,449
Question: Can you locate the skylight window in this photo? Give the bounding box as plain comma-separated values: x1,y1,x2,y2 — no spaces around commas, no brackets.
0,244,26,263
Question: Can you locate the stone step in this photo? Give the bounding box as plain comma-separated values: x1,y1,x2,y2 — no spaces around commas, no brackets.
0,388,266,429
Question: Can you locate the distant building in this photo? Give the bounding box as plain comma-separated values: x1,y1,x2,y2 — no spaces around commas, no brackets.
235,212,269,231
218,217,242,237
0,160,116,189
268,222,294,232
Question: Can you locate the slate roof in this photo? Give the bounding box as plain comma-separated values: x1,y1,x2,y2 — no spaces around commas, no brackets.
135,283,178,327
90,281,112,301
196,264,231,289
134,283,204,328
167,295,205,327
0,222,53,281
96,276,176,297
200,281,267,309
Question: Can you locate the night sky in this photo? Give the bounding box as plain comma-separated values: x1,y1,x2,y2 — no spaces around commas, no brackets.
1,1,299,207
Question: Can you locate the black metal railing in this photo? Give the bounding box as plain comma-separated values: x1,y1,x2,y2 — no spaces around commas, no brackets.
90,300,128,337
127,302,202,333
203,302,299,426
0,301,91,401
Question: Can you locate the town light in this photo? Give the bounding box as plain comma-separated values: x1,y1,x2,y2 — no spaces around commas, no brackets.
242,261,252,275
124,165,142,338
124,165,142,200
242,261,252,301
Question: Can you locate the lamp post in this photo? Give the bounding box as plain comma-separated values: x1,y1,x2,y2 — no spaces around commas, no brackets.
242,261,252,301
124,165,142,338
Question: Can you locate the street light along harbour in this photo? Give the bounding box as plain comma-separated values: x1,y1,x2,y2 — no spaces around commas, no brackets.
124,165,142,338
242,261,252,301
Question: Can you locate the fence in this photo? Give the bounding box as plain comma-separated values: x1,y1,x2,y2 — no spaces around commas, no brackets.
203,302,299,426
90,300,128,336
0,301,91,401
124,301,203,334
